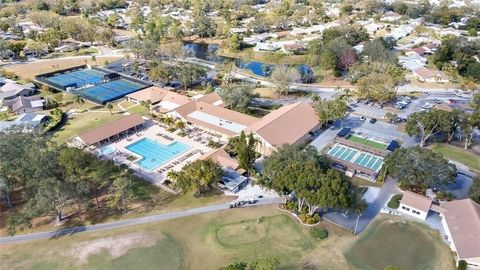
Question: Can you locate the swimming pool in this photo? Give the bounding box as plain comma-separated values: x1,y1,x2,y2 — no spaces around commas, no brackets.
126,138,190,171
100,145,116,155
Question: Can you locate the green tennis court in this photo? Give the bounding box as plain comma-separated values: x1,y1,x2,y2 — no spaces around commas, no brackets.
346,135,387,150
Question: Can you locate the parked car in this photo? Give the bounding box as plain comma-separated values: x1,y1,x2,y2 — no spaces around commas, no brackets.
422,102,433,109
360,116,366,122
369,118,377,124
376,103,383,109
434,98,442,104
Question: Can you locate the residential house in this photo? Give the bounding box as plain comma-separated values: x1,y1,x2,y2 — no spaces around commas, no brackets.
413,67,448,83
3,96,45,114
0,113,47,132
253,42,280,52
382,11,402,22
0,82,36,101
229,27,248,34
281,43,306,54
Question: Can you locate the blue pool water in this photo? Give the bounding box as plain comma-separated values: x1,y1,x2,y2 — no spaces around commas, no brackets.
126,138,190,171
101,145,116,155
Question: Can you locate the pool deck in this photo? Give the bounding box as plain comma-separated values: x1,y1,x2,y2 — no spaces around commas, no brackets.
97,120,211,187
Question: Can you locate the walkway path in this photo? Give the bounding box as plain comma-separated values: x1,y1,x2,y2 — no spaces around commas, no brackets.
323,179,400,234
0,198,281,245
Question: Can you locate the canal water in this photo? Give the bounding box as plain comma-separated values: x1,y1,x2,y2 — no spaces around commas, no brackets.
183,42,314,83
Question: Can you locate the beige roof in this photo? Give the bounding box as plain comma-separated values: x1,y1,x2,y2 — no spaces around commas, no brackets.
78,115,144,146
174,100,259,136
196,92,224,107
200,148,239,170
440,199,480,260
414,67,437,79
126,86,189,105
244,102,319,148
400,191,432,212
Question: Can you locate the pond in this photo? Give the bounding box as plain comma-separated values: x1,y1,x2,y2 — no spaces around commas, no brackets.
183,42,315,83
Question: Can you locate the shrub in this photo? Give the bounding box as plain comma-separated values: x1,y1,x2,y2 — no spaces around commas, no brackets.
207,140,222,148
458,260,467,270
387,194,402,209
437,191,455,201
285,201,297,211
310,227,328,240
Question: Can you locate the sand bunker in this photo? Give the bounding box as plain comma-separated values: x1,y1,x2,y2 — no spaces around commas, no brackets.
70,232,159,263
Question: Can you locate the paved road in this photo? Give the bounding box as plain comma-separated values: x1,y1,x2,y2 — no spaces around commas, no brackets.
323,179,399,234
0,198,281,245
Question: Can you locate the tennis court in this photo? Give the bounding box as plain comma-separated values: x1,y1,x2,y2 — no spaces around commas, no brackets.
346,135,387,150
79,79,146,104
44,69,106,88
327,144,384,172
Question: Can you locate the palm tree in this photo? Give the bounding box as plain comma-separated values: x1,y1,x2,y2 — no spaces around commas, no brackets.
175,120,186,131
105,102,114,115
73,94,85,108
166,171,178,181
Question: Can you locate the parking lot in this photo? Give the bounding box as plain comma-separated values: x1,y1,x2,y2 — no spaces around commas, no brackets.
310,115,416,152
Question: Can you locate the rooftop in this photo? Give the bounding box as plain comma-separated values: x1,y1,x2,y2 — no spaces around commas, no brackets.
245,102,319,148
200,148,239,170
400,191,433,212
194,92,224,107
78,115,145,146
440,199,480,260
125,86,177,104
173,100,259,136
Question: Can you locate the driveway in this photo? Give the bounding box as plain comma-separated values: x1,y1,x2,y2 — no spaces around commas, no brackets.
323,179,399,234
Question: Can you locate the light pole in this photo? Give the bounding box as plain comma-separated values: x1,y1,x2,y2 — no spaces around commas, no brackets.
354,213,362,236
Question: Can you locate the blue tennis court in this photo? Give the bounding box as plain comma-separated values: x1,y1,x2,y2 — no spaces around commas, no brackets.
79,79,145,104
328,144,384,172
44,69,106,88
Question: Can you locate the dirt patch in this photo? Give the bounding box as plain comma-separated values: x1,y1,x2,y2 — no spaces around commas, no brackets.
70,232,159,263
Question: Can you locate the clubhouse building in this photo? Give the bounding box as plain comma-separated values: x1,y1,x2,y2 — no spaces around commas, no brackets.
72,115,145,147
245,102,321,156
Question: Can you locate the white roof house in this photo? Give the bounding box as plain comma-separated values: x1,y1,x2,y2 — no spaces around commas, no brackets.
402,60,424,71
253,42,280,52
0,113,46,132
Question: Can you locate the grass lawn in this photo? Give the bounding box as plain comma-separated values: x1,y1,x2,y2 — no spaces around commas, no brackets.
346,135,387,150
218,48,307,65
3,56,123,81
344,217,454,270
0,208,455,270
127,104,149,115
0,207,332,269
0,227,184,270
349,176,382,187
50,111,126,144
430,143,480,172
